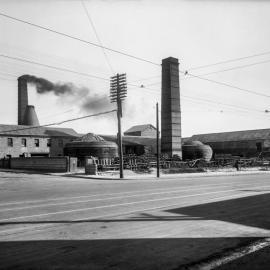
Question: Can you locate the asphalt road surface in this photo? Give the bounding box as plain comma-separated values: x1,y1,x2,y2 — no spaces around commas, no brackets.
1,170,270,270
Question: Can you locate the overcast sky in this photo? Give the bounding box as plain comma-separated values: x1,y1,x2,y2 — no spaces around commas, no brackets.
0,0,269,137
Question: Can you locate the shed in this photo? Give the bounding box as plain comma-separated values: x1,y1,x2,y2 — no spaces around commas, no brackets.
124,124,157,137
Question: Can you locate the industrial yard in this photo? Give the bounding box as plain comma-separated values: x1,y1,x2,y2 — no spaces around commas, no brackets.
1,0,270,269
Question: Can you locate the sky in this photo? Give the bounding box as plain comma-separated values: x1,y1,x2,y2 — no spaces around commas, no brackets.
0,0,270,137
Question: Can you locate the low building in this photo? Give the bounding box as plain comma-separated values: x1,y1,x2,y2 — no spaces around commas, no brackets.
101,134,157,155
190,128,270,158
124,124,157,137
0,124,79,158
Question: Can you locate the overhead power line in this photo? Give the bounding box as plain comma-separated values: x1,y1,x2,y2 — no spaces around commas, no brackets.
81,0,114,74
181,94,263,113
1,54,267,116
187,50,270,71
191,59,270,77
0,12,160,67
0,109,116,134
181,71,270,99
0,54,110,81
126,82,267,115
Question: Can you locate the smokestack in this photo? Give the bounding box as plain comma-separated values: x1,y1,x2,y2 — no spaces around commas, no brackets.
161,57,182,158
18,76,28,125
23,105,40,126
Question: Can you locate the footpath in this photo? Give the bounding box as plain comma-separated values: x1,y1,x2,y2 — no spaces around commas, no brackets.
1,167,270,180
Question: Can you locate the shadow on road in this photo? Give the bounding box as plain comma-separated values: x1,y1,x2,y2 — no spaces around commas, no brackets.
1,193,270,230
166,192,270,231
0,237,263,270
2,193,270,269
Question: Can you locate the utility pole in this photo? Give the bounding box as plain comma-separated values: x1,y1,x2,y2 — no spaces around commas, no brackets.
156,102,160,178
110,73,127,179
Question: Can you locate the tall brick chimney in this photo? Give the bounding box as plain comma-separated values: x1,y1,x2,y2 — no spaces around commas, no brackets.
161,57,182,158
18,76,28,125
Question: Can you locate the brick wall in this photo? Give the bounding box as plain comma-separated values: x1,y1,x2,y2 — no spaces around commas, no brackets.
10,157,69,172
0,136,50,158
49,137,74,156
0,136,74,158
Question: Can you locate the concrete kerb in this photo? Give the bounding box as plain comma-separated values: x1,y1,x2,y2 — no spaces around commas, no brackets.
53,168,270,181
1,167,270,181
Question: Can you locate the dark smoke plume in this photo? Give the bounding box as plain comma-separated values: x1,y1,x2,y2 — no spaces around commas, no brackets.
21,75,74,96
21,74,112,113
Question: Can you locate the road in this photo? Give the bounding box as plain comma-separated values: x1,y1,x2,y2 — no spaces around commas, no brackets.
1,170,270,270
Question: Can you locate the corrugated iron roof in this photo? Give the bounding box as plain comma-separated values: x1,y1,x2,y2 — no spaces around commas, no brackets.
190,128,270,142
0,124,79,137
124,124,156,134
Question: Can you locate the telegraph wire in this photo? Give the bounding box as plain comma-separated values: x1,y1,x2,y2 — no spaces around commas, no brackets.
0,54,153,93
133,83,268,115
181,95,263,113
0,54,110,82
0,12,160,67
0,110,117,134
127,83,268,115
81,0,114,74
187,51,270,71
181,71,270,98
130,58,270,87
185,59,270,77
1,54,267,116
1,12,269,99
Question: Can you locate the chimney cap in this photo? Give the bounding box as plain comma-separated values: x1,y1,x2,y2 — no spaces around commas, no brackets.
18,75,29,81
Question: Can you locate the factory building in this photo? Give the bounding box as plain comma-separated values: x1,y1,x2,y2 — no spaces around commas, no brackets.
190,128,270,158
0,75,80,159
0,124,79,158
1,70,269,163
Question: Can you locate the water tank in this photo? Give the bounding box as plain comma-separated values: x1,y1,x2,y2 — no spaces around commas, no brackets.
182,141,213,161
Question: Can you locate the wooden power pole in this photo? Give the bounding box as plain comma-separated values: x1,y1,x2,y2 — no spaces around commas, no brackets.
156,102,160,178
110,73,127,179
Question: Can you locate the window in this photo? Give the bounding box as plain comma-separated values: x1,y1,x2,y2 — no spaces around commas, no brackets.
21,138,27,147
256,142,262,152
58,139,63,147
34,139,39,147
47,139,51,147
7,138,13,147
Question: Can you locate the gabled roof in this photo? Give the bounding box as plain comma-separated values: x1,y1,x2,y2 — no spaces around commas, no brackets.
190,128,270,143
124,124,156,134
100,134,157,146
0,124,79,137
